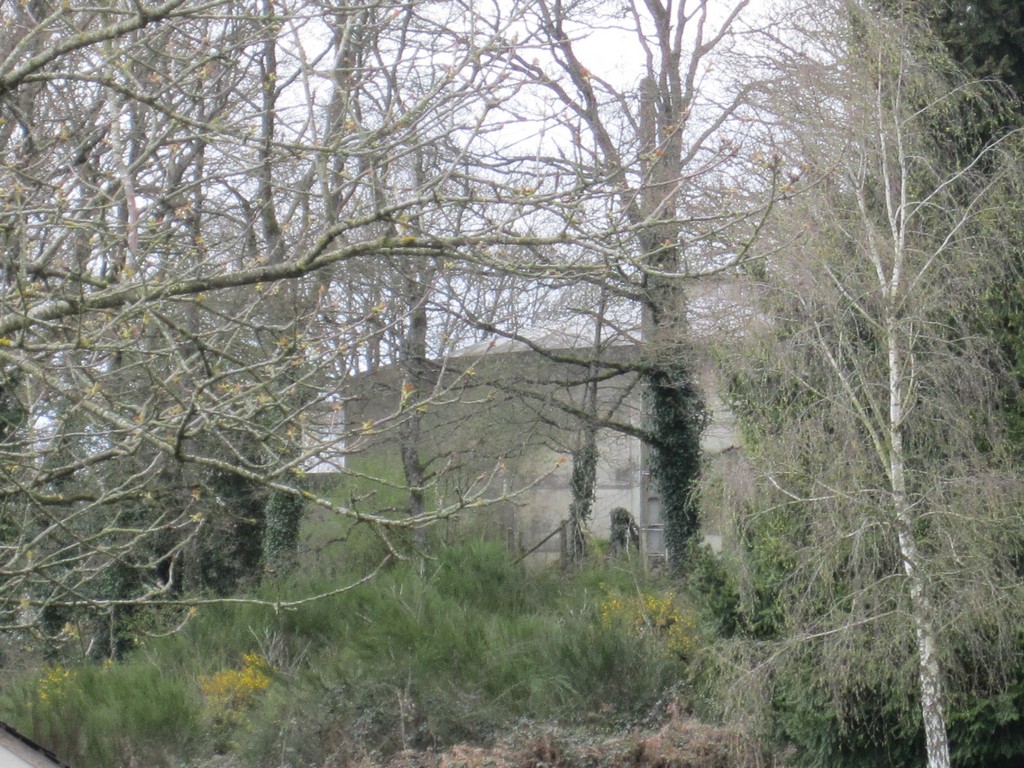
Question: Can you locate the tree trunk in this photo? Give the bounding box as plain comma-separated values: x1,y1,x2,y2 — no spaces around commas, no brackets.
400,270,430,549
263,489,304,574
888,319,950,768
566,428,597,563
637,75,707,570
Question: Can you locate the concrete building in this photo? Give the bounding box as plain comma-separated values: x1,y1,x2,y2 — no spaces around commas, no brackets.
318,279,750,562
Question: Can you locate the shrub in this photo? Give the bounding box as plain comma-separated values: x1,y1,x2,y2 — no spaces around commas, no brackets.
199,652,273,721
198,652,274,754
599,589,699,658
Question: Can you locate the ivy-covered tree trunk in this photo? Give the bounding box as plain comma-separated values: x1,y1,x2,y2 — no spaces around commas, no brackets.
637,73,709,572
262,489,303,574
566,429,597,564
398,267,431,551
566,296,608,565
647,361,706,570
191,465,266,592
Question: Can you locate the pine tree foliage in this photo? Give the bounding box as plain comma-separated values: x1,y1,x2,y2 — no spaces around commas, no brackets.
917,0,1024,455
926,0,1024,96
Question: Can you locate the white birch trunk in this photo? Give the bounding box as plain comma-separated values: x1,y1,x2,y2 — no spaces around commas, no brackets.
872,43,952,762
887,321,950,768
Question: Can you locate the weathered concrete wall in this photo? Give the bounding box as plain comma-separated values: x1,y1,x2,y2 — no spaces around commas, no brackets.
319,340,741,560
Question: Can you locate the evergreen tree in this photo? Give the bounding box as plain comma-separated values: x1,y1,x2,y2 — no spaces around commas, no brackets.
920,0,1024,452
926,0,1024,96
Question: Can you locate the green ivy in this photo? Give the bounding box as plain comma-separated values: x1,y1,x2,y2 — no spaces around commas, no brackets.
646,362,707,571
262,489,304,573
566,434,598,562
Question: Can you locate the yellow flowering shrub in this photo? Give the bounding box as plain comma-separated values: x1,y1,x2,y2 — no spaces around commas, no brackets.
599,590,698,657
36,665,76,704
199,653,272,722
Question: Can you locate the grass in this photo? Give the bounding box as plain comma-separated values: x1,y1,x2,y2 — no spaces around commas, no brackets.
0,539,698,768
8,661,199,768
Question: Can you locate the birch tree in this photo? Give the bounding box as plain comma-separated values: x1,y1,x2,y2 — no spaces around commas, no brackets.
724,3,1024,765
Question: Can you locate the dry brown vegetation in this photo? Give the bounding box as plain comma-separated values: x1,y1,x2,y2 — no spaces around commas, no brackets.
371,713,765,768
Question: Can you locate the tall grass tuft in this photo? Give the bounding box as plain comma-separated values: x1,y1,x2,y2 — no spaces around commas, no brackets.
3,661,199,768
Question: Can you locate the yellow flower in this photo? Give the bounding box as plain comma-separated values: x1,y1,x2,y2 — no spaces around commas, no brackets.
599,590,698,657
37,665,75,705
199,653,273,720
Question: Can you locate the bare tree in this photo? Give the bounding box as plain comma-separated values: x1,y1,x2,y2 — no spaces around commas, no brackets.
0,0,577,633
495,0,781,566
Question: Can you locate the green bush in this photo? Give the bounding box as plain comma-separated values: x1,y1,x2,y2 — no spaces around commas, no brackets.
950,680,1024,768
430,540,540,613
767,653,924,768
